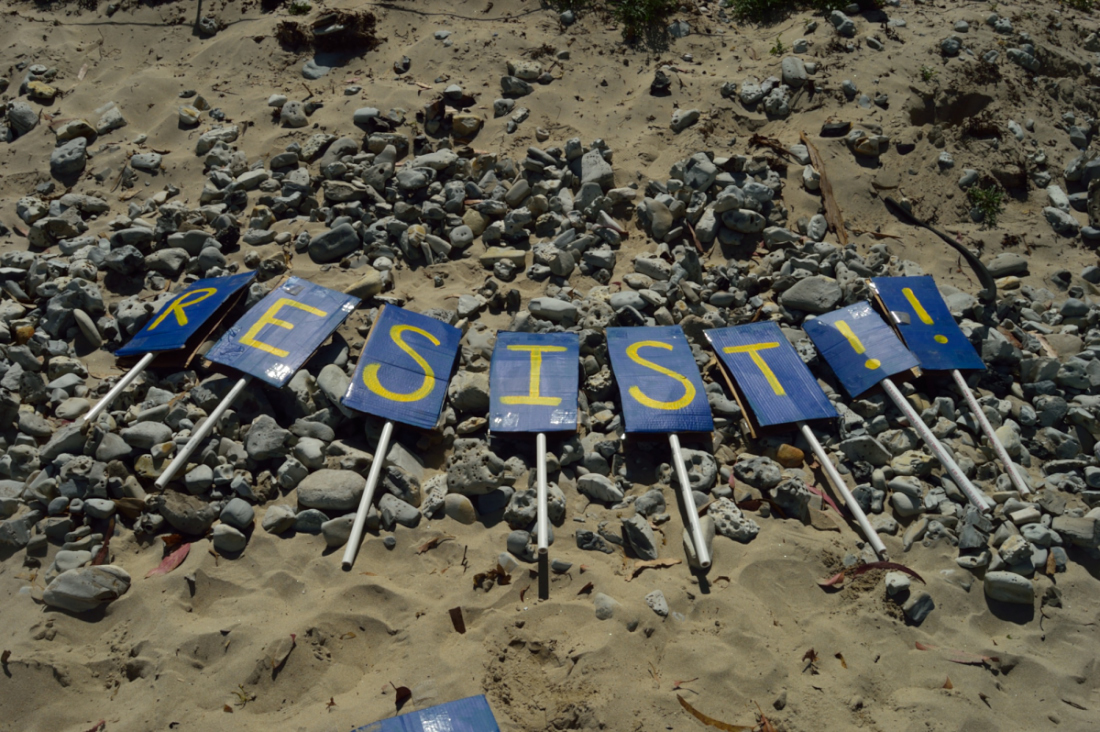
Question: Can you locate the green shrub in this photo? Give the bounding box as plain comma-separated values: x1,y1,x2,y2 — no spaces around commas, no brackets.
610,0,677,39
968,185,1005,228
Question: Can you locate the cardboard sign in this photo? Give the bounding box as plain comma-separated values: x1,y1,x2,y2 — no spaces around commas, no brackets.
115,272,256,357
342,305,462,429
870,276,986,372
803,301,920,398
606,326,714,434
205,277,359,387
489,331,579,433
352,695,500,732
706,322,836,427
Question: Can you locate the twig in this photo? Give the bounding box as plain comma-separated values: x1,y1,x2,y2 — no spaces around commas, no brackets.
800,131,848,247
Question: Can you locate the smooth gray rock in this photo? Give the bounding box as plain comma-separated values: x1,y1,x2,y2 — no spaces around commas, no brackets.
297,469,366,511
983,571,1034,604
593,592,618,620
580,149,614,190
42,565,130,613
902,591,935,624
578,474,624,504
308,224,360,264
780,276,842,314
321,514,356,547
120,421,173,450
379,493,421,528
220,497,254,530
84,498,116,520
622,515,658,560
212,524,248,553
262,504,296,534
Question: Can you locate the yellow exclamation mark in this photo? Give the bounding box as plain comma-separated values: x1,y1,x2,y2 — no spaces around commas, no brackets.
903,287,948,344
834,320,882,370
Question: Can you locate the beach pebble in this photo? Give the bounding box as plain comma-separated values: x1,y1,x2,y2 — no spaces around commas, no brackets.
262,505,297,534
984,571,1034,604
902,591,935,624
297,469,365,512
220,498,254,531
884,571,910,596
212,524,247,553
645,589,670,617
321,515,356,547
593,592,619,620
622,515,658,560
42,565,131,613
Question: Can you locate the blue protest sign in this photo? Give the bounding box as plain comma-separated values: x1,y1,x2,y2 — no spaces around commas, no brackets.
115,272,256,357
803,301,920,398
352,695,500,732
871,276,985,372
205,277,359,387
706,322,836,427
342,305,462,429
489,331,579,433
606,326,713,433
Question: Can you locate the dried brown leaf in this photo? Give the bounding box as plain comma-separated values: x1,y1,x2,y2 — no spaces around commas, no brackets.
391,682,412,711
802,649,818,663
448,606,466,634
416,534,455,554
82,722,106,732
943,677,953,690
835,652,847,669
327,696,336,709
112,498,146,519
519,586,527,602
161,533,187,548
915,642,935,651
223,704,234,713
676,695,753,731
578,582,594,595
627,558,682,582
672,677,698,690
145,542,190,578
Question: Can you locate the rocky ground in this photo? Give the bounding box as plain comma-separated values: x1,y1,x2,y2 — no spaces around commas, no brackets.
2,1,1100,731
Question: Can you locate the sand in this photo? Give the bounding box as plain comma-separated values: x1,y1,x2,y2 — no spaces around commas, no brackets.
2,1,1100,730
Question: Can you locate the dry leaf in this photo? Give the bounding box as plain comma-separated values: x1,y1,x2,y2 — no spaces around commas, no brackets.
672,677,698,690
1,650,10,664
979,692,991,708
145,542,190,578
326,697,336,709
519,586,527,602
577,582,594,595
915,642,935,651
755,702,778,732
835,652,847,669
943,677,953,690
223,704,233,713
391,682,412,711
676,695,753,731
448,606,466,634
416,534,455,554
805,484,843,515
627,558,682,582
81,722,106,732
161,534,187,548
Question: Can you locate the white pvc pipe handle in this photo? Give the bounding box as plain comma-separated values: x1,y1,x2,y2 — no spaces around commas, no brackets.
881,378,993,512
155,376,251,489
669,433,711,569
341,420,394,570
799,421,888,559
536,432,549,555
79,351,156,427
952,369,1030,495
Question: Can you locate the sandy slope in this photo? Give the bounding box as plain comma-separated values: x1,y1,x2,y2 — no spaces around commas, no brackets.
2,1,1100,731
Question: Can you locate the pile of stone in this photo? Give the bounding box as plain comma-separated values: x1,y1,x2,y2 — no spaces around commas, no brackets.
2,45,1099,623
